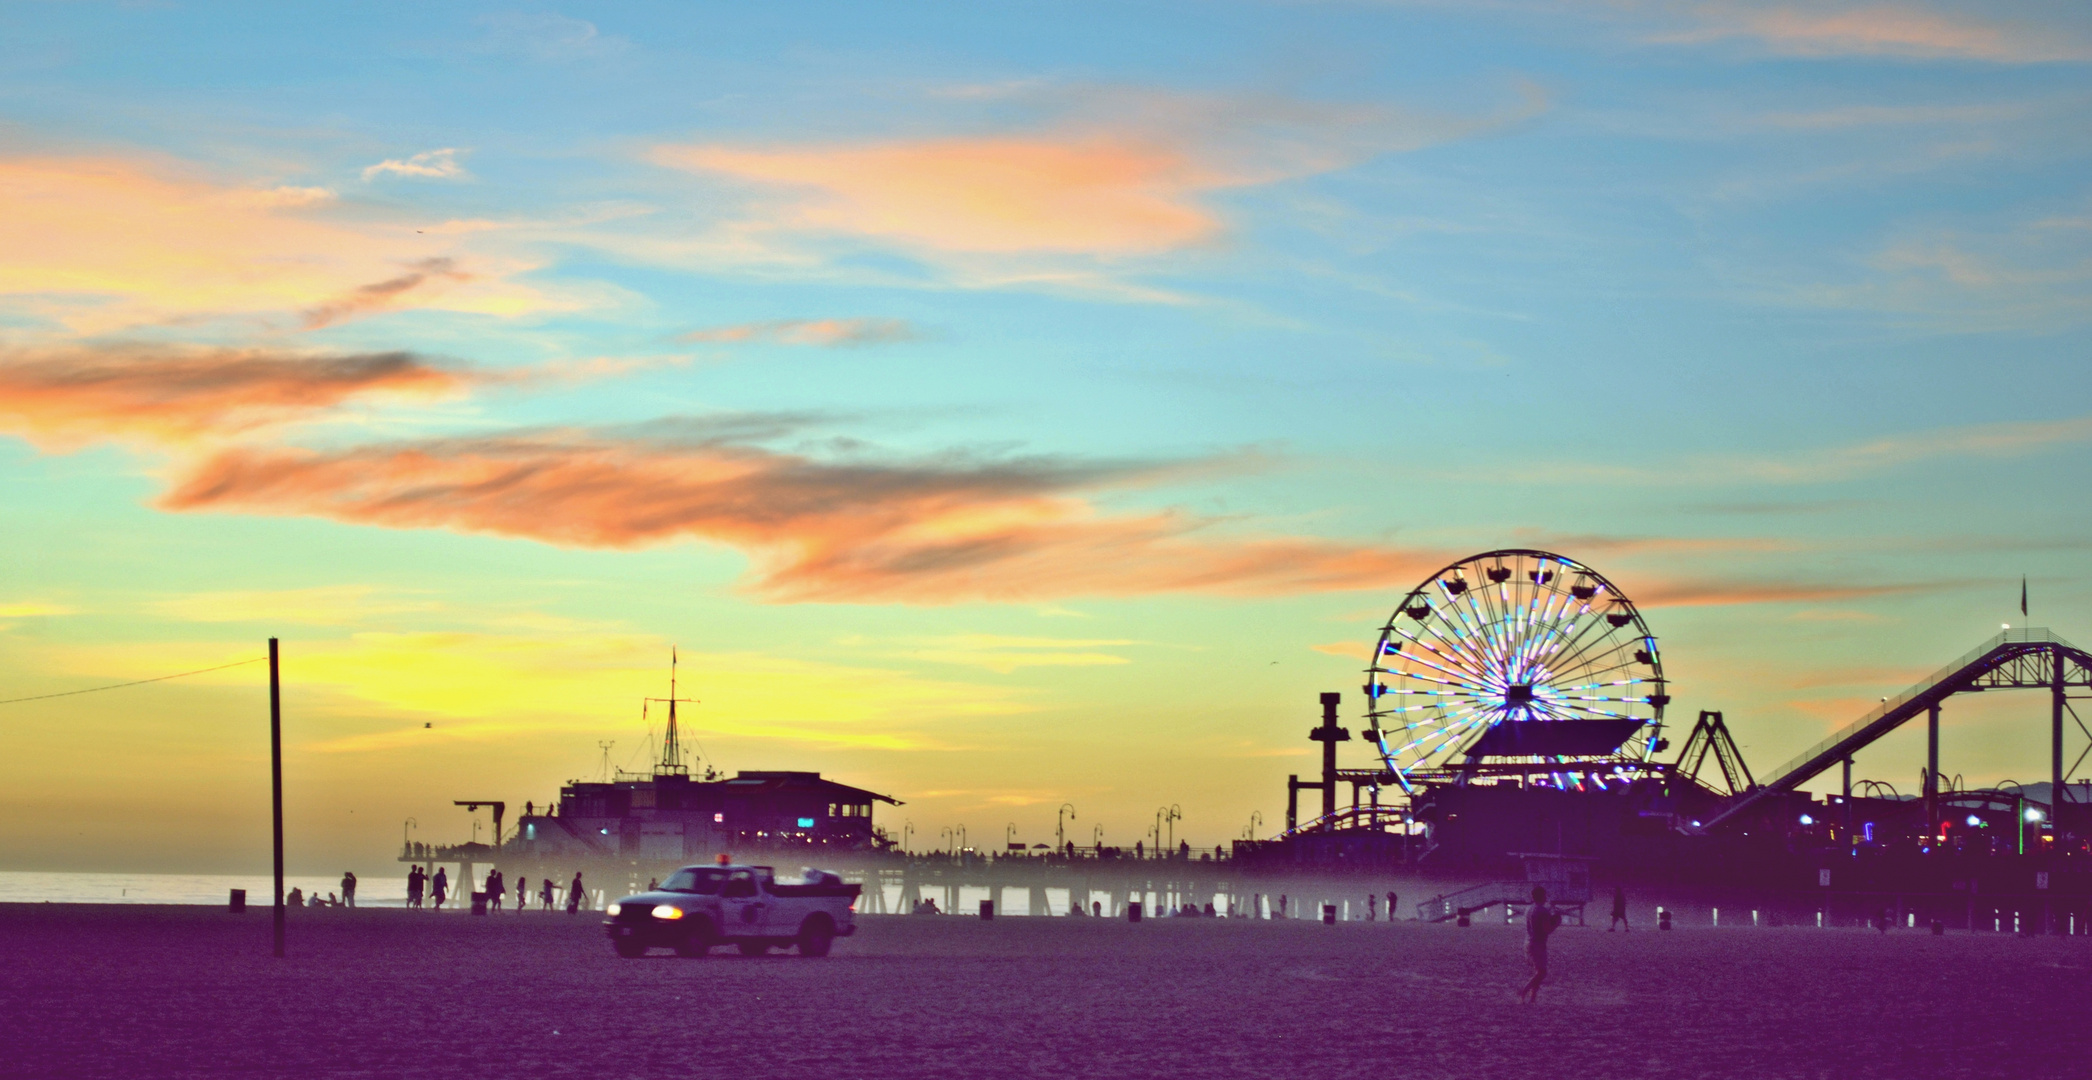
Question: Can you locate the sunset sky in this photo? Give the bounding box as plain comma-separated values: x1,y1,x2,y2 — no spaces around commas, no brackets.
2,1,2087,874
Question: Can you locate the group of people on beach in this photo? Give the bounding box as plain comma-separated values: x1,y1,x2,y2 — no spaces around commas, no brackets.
401,865,589,913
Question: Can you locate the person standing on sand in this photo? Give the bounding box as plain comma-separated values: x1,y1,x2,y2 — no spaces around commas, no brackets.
407,867,423,909
540,878,554,911
1366,894,1377,921
566,872,584,914
1518,886,1564,1004
489,869,506,912
432,867,448,909
1609,885,1630,931
1387,891,1399,920
342,871,357,908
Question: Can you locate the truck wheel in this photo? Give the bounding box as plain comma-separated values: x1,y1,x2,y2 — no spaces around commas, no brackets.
674,918,716,958
797,915,834,957
737,941,770,957
613,939,647,959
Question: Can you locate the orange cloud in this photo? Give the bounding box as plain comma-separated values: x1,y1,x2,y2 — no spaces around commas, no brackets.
679,317,920,347
1635,579,1922,608
0,345,466,450
156,428,1437,603
1650,2,2088,62
643,86,1541,283
0,153,559,332
656,136,1221,257
299,258,474,330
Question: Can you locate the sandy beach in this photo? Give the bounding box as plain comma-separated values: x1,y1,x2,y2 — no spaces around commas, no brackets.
3,903,2088,1078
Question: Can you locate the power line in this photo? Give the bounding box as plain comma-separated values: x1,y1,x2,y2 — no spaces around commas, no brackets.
0,656,266,706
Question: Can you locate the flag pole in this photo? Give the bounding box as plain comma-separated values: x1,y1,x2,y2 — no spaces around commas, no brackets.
270,637,285,959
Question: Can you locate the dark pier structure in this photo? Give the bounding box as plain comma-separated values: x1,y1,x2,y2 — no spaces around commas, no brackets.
1237,548,2092,932
397,550,2092,933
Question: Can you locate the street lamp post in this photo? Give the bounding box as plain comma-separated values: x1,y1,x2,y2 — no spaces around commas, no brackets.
1057,803,1076,851
1166,805,1182,855
402,817,418,858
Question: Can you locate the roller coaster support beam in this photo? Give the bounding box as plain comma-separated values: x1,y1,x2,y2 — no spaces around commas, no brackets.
2057,651,2068,839
1842,758,1853,835
1925,704,1940,835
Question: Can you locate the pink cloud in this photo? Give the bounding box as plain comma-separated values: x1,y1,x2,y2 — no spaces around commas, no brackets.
156,428,1441,603
1650,2,2088,62
679,317,919,347
0,345,466,450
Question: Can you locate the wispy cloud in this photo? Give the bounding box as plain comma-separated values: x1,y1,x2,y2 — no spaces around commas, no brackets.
1634,579,1924,608
53,630,1008,755
0,345,468,451
146,585,439,626
1640,2,2091,62
0,152,560,332
679,317,920,347
361,148,469,182
1473,413,2092,487
299,258,474,330
637,82,1545,298
840,633,1143,673
155,425,1441,603
471,12,629,61
1750,101,2033,130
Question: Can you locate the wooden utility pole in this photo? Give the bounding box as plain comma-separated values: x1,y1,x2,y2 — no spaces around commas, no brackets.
270,637,284,959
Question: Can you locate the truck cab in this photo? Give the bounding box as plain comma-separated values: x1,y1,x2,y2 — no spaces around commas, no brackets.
603,863,859,958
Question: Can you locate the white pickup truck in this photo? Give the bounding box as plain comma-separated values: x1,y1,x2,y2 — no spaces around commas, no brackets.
604,863,859,958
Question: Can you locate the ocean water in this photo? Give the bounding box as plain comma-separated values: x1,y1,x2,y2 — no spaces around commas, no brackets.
0,871,409,906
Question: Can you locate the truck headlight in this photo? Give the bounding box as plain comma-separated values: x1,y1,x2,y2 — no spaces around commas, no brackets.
652,904,684,920
606,903,622,917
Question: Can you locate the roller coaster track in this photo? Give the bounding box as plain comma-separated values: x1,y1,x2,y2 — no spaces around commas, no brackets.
1700,629,2092,832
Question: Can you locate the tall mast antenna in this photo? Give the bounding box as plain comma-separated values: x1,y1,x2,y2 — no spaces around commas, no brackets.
645,647,698,777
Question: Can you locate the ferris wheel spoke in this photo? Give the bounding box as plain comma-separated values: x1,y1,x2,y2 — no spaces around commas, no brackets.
1553,640,1655,697
1389,643,1490,694
1393,622,1489,685
1365,550,1667,775
1420,620,1493,681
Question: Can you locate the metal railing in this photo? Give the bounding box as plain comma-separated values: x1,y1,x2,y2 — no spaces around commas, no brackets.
1415,879,1589,923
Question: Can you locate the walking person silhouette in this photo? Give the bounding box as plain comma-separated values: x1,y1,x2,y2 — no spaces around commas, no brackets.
1609,885,1630,932
1518,886,1563,1003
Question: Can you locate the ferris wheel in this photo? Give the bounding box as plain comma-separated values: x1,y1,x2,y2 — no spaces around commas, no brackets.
1362,549,1668,787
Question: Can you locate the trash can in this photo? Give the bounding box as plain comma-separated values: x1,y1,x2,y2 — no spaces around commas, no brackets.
1127,901,1143,923
1323,904,1337,925
979,899,994,920
228,889,246,914
470,891,488,916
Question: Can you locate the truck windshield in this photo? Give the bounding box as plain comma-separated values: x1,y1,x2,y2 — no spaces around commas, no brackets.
660,868,726,895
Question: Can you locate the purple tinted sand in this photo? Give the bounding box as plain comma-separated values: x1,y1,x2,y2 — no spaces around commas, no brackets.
1,905,2088,1079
